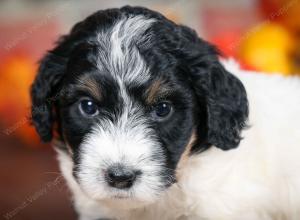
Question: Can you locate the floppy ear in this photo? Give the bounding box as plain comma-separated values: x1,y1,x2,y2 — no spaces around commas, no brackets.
30,45,68,142
193,61,249,150
178,26,249,150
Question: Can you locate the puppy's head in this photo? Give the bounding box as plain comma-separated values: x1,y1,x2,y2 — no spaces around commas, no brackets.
31,6,248,206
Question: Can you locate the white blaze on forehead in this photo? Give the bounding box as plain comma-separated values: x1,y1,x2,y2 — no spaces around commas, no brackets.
94,16,156,139
96,15,156,84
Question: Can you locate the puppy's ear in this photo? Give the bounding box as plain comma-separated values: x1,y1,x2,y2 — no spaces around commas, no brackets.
194,61,249,150
178,26,249,150
30,44,67,142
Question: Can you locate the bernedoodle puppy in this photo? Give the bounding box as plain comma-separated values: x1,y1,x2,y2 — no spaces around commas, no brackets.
30,6,300,220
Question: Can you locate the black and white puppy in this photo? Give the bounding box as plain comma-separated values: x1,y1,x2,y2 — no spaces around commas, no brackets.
31,6,300,220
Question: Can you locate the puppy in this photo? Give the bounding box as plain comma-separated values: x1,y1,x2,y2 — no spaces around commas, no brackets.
30,6,300,220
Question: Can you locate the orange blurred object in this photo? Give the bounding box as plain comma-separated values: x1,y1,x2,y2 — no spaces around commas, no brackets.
0,52,40,146
239,22,295,75
0,19,60,147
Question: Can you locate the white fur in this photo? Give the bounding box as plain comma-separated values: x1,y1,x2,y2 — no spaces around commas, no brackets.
56,59,300,220
96,15,155,85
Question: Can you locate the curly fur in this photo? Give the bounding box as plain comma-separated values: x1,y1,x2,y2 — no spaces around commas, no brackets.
30,6,300,220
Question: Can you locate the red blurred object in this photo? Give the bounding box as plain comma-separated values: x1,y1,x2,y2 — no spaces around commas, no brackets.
259,0,282,18
259,0,300,32
210,32,241,57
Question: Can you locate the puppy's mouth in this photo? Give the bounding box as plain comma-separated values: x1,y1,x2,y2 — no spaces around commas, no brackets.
111,194,132,199
108,189,134,199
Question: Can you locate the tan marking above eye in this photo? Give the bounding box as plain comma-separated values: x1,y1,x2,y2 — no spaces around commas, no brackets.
76,76,101,100
146,79,172,104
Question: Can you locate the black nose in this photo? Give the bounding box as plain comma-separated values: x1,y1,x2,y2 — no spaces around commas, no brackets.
106,165,140,189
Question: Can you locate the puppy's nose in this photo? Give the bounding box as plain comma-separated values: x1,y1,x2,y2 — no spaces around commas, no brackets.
106,165,139,189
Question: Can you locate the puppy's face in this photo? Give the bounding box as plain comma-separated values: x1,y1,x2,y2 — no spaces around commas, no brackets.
60,20,195,202
31,7,248,206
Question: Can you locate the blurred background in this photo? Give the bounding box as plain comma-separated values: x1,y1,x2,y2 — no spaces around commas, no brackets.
0,0,300,219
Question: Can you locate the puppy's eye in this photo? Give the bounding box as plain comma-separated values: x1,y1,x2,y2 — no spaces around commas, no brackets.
79,99,99,117
152,102,172,120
